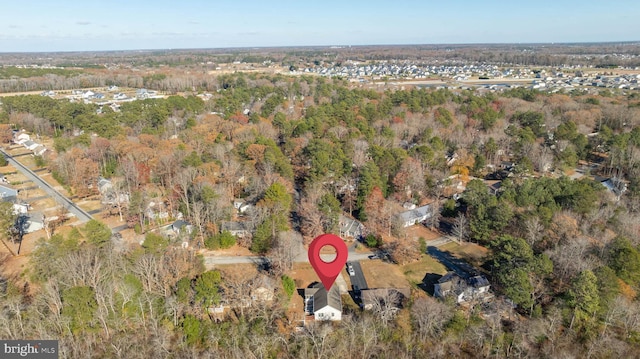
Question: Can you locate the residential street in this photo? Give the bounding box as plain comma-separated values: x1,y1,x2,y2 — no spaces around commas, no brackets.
203,241,372,269
1,148,93,223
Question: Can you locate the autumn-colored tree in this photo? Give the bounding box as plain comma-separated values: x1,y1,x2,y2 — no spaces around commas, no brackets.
363,186,386,234
73,157,99,198
0,124,13,143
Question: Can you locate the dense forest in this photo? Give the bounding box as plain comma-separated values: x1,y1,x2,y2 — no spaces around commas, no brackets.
3,71,640,358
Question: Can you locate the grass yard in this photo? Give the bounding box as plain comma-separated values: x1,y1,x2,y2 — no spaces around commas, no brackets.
360,260,410,289
401,255,448,284
405,225,441,241
440,242,489,266
288,262,323,289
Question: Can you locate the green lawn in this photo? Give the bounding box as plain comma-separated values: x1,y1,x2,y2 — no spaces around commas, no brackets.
401,255,448,284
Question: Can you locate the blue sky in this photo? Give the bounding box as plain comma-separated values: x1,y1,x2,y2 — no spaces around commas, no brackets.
1,0,639,52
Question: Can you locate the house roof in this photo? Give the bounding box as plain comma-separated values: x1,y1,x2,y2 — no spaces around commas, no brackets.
27,211,45,224
437,272,491,298
436,272,468,295
305,283,341,312
221,221,250,232
596,176,627,197
0,184,18,201
468,275,490,288
398,204,432,223
172,219,191,229
339,214,363,235
486,180,502,193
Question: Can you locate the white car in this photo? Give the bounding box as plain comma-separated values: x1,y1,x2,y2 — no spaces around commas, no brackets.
347,264,355,276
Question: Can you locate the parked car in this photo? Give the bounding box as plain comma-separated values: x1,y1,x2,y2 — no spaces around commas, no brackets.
347,263,355,276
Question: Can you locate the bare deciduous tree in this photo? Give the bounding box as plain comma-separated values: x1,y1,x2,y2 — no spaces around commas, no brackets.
524,216,544,248
410,296,452,340
451,213,469,243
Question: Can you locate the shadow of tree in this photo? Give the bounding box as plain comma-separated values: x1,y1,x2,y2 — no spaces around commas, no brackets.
426,246,479,279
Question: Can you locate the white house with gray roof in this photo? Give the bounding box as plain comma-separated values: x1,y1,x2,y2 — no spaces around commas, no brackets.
339,214,364,239
398,204,433,227
304,283,342,321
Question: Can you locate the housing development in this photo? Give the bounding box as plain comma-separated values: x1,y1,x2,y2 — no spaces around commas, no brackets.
1,42,640,357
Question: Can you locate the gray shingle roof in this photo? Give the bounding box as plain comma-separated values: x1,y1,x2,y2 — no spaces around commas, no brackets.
398,204,432,223
306,283,341,312
0,185,18,202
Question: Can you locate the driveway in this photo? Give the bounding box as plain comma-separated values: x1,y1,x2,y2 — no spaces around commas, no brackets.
426,246,478,279
347,260,368,290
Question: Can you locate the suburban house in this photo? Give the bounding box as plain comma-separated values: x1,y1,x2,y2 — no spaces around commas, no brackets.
145,201,168,220
136,89,149,99
304,283,342,321
434,272,492,304
486,180,502,195
23,140,40,151
0,184,18,202
82,90,95,99
136,89,159,99
97,177,113,194
597,176,627,200
14,133,30,144
20,212,44,234
398,204,433,227
12,202,29,215
171,219,193,236
33,145,47,156
97,177,129,206
339,214,364,239
221,221,252,238
233,199,253,214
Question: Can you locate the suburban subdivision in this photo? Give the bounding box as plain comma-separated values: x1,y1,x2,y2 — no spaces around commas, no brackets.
1,41,640,358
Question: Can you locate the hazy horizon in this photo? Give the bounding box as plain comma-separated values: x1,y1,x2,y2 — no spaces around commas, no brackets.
2,40,640,56
2,0,639,52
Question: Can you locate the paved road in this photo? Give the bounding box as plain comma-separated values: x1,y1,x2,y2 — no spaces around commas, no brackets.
1,148,93,223
203,251,372,268
428,236,454,247
204,234,373,268
203,255,267,266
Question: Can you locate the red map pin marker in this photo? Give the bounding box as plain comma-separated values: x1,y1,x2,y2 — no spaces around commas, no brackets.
308,233,348,291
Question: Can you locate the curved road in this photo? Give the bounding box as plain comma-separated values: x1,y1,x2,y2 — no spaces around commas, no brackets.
1,148,93,223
